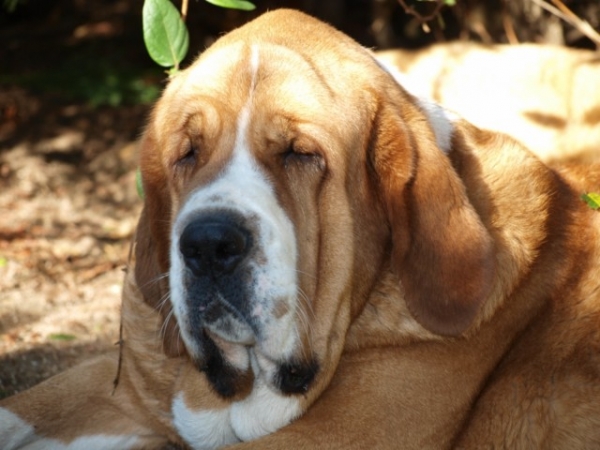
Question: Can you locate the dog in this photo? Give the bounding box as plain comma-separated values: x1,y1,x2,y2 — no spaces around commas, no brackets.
376,42,600,164
2,9,600,450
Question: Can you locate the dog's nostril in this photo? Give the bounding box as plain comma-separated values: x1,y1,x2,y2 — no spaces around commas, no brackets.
180,219,251,276
215,238,245,262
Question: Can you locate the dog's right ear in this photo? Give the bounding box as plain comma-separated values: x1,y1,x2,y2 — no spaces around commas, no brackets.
133,132,185,357
369,98,495,337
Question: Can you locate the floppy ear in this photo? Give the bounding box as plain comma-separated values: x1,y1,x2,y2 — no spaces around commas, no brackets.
133,133,186,357
371,100,495,336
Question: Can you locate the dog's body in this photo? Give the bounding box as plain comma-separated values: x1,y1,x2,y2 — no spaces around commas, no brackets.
2,10,600,450
376,42,600,164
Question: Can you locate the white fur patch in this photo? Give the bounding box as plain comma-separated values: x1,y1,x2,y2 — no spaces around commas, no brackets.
229,378,302,442
170,105,299,366
0,408,140,450
0,408,34,450
169,44,299,367
172,381,301,448
414,97,456,153
374,56,456,153
172,394,238,450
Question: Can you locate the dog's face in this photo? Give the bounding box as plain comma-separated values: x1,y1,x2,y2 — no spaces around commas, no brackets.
138,30,390,396
135,9,495,438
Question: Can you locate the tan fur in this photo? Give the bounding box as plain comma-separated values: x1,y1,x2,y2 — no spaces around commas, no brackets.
376,42,600,164
2,10,600,450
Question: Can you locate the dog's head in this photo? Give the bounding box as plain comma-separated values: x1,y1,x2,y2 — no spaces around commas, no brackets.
134,8,495,438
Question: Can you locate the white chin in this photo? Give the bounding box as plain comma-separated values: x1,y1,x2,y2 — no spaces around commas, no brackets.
230,377,303,442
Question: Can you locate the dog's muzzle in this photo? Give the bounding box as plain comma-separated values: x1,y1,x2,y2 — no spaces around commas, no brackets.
179,212,257,346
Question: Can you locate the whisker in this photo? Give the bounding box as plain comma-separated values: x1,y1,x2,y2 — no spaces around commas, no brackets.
294,268,317,280
294,287,315,361
159,305,174,341
156,290,172,314
139,272,169,291
135,271,169,315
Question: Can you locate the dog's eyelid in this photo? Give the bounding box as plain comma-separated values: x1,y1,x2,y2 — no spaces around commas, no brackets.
282,143,324,170
175,139,199,168
291,144,317,157
282,136,324,161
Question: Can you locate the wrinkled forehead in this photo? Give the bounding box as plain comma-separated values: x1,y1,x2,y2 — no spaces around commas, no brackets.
156,41,362,132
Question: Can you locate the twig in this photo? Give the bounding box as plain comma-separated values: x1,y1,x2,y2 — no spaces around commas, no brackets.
181,0,189,23
112,241,135,395
530,0,600,49
550,0,600,48
502,9,519,44
397,0,446,30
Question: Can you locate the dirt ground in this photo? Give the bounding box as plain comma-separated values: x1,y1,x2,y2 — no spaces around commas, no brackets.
0,92,147,398
0,114,145,398
0,1,151,398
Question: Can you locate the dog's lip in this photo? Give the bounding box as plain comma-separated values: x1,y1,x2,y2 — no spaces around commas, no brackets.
204,327,283,371
204,322,256,346
199,296,257,346
203,326,318,397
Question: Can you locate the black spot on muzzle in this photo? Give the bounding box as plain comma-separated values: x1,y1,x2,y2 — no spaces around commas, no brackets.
197,330,253,400
276,359,319,395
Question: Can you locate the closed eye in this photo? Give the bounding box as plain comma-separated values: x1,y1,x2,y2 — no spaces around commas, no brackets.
282,142,324,170
176,140,199,168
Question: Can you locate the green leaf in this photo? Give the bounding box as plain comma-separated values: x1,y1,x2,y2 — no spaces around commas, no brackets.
3,0,20,13
143,0,189,68
136,167,145,200
49,333,77,341
205,0,256,11
581,192,600,210
0,257,7,268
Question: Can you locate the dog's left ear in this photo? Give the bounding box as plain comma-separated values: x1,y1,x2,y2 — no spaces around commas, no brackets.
370,99,495,336
134,131,186,357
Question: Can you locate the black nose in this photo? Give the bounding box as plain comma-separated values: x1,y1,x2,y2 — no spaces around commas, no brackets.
179,216,251,277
